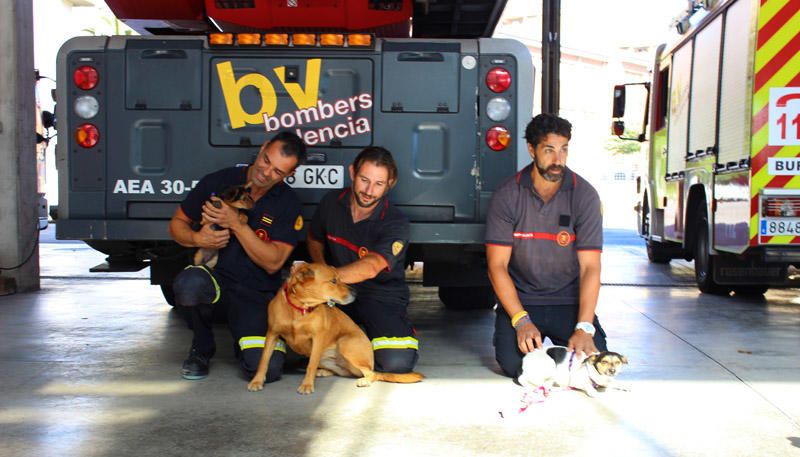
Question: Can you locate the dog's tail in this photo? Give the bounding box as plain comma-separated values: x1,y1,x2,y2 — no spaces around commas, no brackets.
374,371,425,383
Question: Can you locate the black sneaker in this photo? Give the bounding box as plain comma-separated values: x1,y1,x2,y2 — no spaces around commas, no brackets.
181,348,211,380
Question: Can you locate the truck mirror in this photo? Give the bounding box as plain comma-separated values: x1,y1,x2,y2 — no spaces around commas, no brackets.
612,120,625,136
612,85,626,118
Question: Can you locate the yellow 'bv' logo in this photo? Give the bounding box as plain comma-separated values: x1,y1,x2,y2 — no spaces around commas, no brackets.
216,59,322,129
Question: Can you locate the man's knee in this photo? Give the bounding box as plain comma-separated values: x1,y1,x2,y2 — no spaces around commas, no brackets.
173,267,217,307
240,347,285,383
374,349,418,373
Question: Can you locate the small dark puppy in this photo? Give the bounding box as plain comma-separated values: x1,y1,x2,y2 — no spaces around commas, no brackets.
193,184,254,268
518,346,629,397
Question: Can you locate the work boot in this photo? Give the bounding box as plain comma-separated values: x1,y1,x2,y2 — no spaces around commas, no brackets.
181,347,211,380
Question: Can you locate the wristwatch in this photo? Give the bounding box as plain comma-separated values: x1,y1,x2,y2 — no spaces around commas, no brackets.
574,321,596,336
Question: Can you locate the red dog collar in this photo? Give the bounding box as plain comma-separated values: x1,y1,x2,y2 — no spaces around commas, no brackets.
283,284,314,315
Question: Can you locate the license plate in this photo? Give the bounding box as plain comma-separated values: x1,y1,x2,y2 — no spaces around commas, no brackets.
760,218,800,235
285,165,344,189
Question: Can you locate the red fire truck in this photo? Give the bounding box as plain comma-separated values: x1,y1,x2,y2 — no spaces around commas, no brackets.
613,0,800,294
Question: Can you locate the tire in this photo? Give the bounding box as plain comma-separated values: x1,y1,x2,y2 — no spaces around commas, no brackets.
438,286,495,310
694,212,729,295
642,199,672,263
646,239,672,264
160,284,177,307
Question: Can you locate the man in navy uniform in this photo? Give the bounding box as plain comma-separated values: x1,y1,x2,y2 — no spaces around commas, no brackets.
307,146,419,373
169,131,306,381
485,113,607,378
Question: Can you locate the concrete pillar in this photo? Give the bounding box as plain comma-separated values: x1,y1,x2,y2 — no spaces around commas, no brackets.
0,0,39,294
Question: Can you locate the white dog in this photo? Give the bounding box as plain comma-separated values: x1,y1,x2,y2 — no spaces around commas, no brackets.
518,346,629,397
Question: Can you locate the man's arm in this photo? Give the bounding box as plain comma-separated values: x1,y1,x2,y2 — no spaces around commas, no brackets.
168,206,230,249
568,249,601,355
336,254,388,284
200,199,292,275
487,244,542,353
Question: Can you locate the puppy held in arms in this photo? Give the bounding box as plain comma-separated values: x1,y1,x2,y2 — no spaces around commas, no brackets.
518,346,629,398
247,263,424,395
193,183,254,269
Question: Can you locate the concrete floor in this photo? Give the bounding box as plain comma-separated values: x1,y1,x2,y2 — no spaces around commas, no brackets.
2,228,800,457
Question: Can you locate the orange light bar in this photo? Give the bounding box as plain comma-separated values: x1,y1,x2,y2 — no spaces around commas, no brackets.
236,33,261,45
320,34,344,46
209,33,234,45
292,33,316,46
347,34,372,47
264,33,289,45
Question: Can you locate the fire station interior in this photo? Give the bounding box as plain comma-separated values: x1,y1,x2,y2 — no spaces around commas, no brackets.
2,1,800,456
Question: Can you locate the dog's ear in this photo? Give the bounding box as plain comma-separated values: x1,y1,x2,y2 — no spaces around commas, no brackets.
585,353,598,365
620,355,629,365
293,263,316,284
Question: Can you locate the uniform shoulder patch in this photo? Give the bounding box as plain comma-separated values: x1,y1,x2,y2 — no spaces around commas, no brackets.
294,215,304,231
392,240,404,256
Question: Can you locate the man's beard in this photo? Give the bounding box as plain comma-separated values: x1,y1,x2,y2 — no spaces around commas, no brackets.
536,163,565,182
354,191,380,208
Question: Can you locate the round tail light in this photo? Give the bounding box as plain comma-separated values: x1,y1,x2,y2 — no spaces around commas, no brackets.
76,123,99,148
486,97,512,122
73,65,99,91
486,126,510,151
486,67,511,93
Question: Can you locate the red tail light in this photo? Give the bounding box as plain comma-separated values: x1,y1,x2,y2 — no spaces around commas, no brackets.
486,126,510,151
76,123,99,148
763,197,800,217
486,67,511,93
73,65,99,90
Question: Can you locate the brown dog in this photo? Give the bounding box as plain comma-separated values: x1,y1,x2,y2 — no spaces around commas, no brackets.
193,183,254,268
247,263,424,394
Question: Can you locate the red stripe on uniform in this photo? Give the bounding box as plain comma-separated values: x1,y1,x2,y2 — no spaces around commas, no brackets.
754,32,800,93
326,234,359,254
513,232,576,242
757,0,800,49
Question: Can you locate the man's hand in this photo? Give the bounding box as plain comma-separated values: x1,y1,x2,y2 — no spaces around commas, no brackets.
567,330,598,357
193,222,230,249
202,197,243,230
515,321,543,354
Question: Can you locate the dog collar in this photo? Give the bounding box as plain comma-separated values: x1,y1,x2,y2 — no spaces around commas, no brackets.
283,285,314,315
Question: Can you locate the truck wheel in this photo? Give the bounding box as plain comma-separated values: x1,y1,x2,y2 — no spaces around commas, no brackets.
694,212,728,295
646,240,672,264
642,200,671,263
160,284,176,307
438,286,495,310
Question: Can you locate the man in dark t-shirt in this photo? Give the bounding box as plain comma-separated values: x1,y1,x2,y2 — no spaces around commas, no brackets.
168,131,306,381
307,147,418,373
486,114,608,378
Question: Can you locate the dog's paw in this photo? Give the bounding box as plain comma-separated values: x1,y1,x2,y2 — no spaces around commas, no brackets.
316,368,335,378
297,383,315,395
356,377,372,388
247,380,264,392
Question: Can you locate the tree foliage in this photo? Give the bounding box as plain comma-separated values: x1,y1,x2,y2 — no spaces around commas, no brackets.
604,129,643,155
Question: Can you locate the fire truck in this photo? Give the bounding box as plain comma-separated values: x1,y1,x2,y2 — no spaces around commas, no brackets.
55,0,533,308
613,0,800,294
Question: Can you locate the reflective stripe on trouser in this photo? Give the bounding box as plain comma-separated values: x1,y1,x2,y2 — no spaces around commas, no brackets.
173,265,222,306
372,338,419,373
372,336,419,351
238,336,287,353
